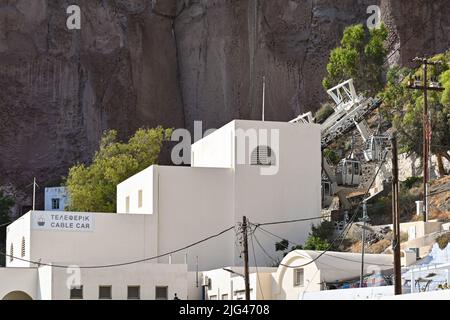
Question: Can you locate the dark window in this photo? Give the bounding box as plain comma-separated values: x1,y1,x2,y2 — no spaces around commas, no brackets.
155,286,168,300
294,269,304,287
99,286,112,299
127,286,140,300
70,286,83,299
51,198,60,210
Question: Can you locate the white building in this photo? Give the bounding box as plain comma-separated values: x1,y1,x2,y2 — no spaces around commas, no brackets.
203,267,277,300
117,120,322,270
44,187,68,211
272,250,394,299
202,250,400,300
202,250,395,300
0,119,322,299
1,210,200,300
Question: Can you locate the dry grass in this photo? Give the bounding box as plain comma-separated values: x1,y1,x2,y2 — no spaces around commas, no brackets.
345,231,408,254
369,239,392,254
436,233,450,250
429,210,450,222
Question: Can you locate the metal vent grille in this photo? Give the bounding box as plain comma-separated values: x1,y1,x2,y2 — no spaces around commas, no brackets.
251,146,274,165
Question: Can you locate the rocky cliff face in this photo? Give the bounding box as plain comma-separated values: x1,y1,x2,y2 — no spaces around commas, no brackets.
0,0,449,213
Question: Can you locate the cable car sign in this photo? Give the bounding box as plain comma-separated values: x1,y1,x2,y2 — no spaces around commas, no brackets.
31,212,94,232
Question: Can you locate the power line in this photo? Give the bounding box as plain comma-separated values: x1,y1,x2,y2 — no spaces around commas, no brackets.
250,150,390,269
255,226,393,268
251,229,280,266
249,231,265,300
0,225,235,269
252,215,331,227
0,150,391,270
253,226,392,272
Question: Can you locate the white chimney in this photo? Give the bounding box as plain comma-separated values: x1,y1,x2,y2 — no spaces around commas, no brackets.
416,201,424,216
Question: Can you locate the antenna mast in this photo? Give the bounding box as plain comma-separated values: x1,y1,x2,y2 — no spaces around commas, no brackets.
262,76,266,121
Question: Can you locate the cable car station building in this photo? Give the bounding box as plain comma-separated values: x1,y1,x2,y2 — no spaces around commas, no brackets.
0,120,322,300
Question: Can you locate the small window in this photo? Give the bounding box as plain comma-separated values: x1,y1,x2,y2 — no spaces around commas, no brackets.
221,294,229,300
251,146,275,166
127,286,140,300
9,243,13,262
155,286,168,300
99,286,112,299
21,237,25,257
138,190,143,208
51,198,60,210
294,268,304,287
125,196,130,213
70,286,83,299
209,295,218,300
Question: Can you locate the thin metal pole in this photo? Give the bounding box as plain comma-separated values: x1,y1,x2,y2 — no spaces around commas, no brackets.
360,201,368,288
32,177,36,211
391,133,402,295
262,76,266,121
196,256,199,288
423,62,428,222
242,216,251,300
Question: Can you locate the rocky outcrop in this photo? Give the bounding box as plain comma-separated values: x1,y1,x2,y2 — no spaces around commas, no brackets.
0,0,184,212
0,0,449,214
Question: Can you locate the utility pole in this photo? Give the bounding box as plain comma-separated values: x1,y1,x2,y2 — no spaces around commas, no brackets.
391,133,402,295
359,200,369,288
407,57,444,222
242,216,251,300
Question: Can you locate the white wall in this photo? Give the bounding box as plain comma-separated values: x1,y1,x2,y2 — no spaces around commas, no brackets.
156,166,235,270
191,121,234,169
203,267,275,300
117,166,155,215
37,265,52,300
8,211,158,267
6,213,31,267
117,120,322,271
0,268,38,299
187,272,203,300
49,263,190,300
272,257,321,300
118,165,235,271
233,121,322,266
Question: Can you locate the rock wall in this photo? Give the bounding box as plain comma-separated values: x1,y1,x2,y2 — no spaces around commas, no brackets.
0,0,449,213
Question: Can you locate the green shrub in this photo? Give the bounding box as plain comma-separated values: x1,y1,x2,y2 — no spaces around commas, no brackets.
324,148,340,165
304,236,330,251
314,103,334,124
401,176,422,190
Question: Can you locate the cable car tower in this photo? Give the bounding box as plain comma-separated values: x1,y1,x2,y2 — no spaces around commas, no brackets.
290,79,388,209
